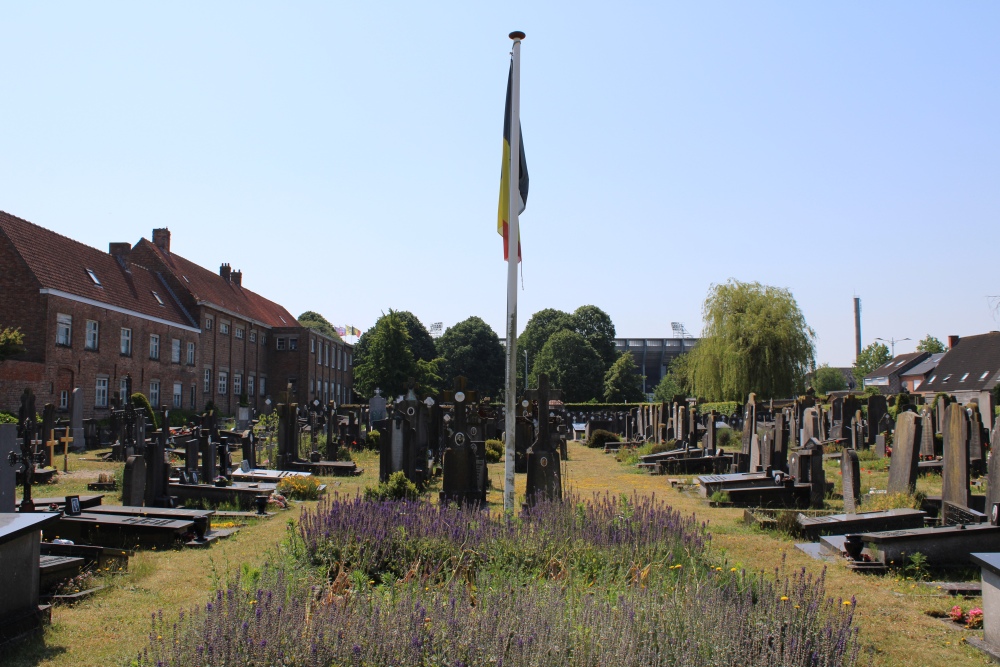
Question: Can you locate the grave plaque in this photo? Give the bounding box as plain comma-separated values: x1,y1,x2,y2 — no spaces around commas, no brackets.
122,455,147,507
942,402,970,508
0,424,17,512
841,449,862,514
886,412,922,495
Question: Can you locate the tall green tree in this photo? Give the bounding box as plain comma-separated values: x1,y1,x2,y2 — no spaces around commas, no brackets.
0,327,25,361
916,334,945,354
571,305,617,370
811,364,847,394
352,310,417,399
435,317,505,398
531,330,604,403
852,341,891,386
354,310,437,390
603,353,644,402
687,279,815,401
653,354,690,403
517,309,574,378
298,311,343,341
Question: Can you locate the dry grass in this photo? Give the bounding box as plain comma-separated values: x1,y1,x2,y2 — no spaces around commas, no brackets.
5,444,991,666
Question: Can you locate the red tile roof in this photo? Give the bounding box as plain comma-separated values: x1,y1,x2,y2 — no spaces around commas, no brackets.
134,239,296,328
0,210,197,328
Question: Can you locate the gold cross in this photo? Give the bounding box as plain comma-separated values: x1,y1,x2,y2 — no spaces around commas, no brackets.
45,429,58,468
59,433,73,472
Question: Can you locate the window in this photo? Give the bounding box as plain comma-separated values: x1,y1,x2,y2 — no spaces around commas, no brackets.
324,381,329,400
120,328,132,355
85,320,99,350
120,378,129,401
86,268,102,286
942,374,952,382
289,338,298,351
149,380,160,407
173,382,183,408
149,334,160,360
960,372,970,382
220,322,230,335
260,333,267,346
236,327,245,340
317,342,322,364
259,377,266,397
324,343,329,367
311,338,316,353
190,385,196,409
95,378,109,408
59,390,68,410
205,318,213,330
56,313,72,346
248,376,255,397
981,370,992,381
187,342,195,365
151,291,164,306
234,374,243,395
204,369,212,393
171,339,181,363
928,374,937,384
277,338,286,351
218,371,228,395
249,331,256,343
348,353,352,367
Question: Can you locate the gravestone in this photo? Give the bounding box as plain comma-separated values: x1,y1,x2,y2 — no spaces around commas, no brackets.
440,377,485,505
749,434,761,472
987,448,1000,522
809,444,827,508
841,448,862,513
773,411,788,472
875,434,887,458
0,425,17,512
936,394,951,435
702,412,716,452
369,389,387,425
16,388,38,511
70,387,85,452
200,413,217,482
919,409,936,458
675,406,688,446
942,402,971,508
241,431,257,470
968,404,986,475
122,455,147,506
866,395,888,446
741,394,756,456
887,411,922,495
143,408,170,507
802,407,820,444
524,374,563,505
829,397,845,439
275,403,298,470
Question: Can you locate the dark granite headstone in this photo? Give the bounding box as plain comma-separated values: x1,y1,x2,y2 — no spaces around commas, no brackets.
942,402,971,508
772,411,788,472
741,394,756,456
703,412,716,452
866,395,888,446
524,373,563,505
809,444,826,508
968,404,985,474
122,455,146,507
841,449,862,513
0,424,17,512
368,390,387,424
886,411,922,495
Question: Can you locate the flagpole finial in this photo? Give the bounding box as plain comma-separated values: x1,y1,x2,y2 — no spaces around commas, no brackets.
509,31,525,40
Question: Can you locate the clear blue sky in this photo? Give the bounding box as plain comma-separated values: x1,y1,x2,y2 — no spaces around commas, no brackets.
2,2,998,367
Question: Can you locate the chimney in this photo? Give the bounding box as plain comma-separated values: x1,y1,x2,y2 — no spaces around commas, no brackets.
109,242,131,259
231,270,242,286
948,335,960,350
220,263,231,282
152,228,171,254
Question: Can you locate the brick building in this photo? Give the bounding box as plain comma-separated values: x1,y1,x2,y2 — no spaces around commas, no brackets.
0,211,352,419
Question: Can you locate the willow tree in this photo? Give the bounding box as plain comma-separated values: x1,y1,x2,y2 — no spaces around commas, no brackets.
688,280,815,401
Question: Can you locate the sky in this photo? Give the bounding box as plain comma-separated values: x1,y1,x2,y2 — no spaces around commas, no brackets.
2,2,998,367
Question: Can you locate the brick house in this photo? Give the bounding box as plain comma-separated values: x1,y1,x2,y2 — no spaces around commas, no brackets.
916,333,1000,430
0,211,353,419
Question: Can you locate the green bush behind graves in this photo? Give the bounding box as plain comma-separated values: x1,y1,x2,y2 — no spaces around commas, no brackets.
131,392,158,430
697,401,739,417
0,412,17,424
484,438,504,463
364,470,420,502
366,428,380,450
585,429,621,449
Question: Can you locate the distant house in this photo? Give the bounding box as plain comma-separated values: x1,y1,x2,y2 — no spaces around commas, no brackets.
863,352,930,395
916,333,1000,428
899,353,944,393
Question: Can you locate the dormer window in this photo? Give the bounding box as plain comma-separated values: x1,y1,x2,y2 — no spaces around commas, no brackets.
279,316,287,324
151,291,164,306
927,374,937,384
86,269,102,286
942,374,952,383
960,373,970,382
981,370,991,381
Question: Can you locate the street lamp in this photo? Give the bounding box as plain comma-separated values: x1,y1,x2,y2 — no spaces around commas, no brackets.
875,337,911,357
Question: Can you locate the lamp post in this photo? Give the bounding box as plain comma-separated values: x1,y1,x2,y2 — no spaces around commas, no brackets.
875,336,911,357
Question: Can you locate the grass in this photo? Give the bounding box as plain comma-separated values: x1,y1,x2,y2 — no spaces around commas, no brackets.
4,443,992,666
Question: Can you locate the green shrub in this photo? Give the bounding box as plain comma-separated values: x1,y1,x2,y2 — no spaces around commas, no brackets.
336,446,352,462
485,439,504,463
0,412,17,424
364,471,419,502
168,409,197,427
276,476,322,500
697,401,739,417
131,392,158,429
717,428,739,449
709,490,730,503
366,429,380,450
585,429,621,449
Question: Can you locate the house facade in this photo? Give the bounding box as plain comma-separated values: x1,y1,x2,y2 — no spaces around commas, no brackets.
0,211,352,419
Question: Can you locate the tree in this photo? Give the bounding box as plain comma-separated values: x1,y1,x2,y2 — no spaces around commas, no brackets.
517,308,575,380
0,327,25,361
687,280,815,401
811,365,846,394
571,305,617,370
852,341,891,387
353,310,437,391
916,334,945,354
435,317,505,398
298,311,343,341
352,310,417,399
531,330,604,403
603,353,644,402
653,354,690,403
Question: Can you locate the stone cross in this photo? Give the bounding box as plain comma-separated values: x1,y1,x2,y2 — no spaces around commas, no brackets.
524,373,562,452
442,376,478,437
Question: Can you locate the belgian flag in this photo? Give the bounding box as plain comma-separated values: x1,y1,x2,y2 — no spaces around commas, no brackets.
497,62,528,261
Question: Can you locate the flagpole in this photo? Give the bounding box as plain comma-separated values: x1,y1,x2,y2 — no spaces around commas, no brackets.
503,30,524,512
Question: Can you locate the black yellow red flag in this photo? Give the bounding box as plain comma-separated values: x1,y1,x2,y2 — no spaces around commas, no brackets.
497,61,528,261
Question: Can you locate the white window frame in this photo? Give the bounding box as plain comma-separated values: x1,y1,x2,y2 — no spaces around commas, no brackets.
235,327,245,340
187,342,195,365
173,382,183,408
277,338,286,351
204,369,212,393
149,334,160,360
96,377,109,408
234,374,243,396
149,380,160,407
259,377,266,397
120,328,132,355
218,371,228,395
56,313,72,346
248,376,255,397
220,322,230,335
205,318,213,330
249,331,257,343
85,320,99,350
59,390,68,410
120,378,129,401
311,338,316,353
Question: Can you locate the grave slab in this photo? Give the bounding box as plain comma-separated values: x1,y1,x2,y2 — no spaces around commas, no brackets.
797,508,926,540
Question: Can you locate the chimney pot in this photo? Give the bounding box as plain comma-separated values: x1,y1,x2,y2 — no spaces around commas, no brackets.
220,263,232,281
232,270,242,286
109,242,131,258
948,335,960,349
152,228,171,254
